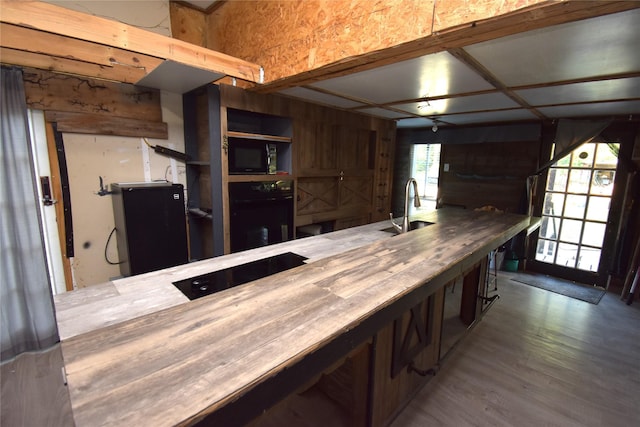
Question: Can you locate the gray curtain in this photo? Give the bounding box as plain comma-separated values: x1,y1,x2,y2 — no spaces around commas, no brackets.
1,67,59,361
534,118,612,176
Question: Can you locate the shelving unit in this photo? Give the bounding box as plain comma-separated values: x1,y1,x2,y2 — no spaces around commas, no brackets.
226,108,293,178
183,89,295,258
183,84,224,260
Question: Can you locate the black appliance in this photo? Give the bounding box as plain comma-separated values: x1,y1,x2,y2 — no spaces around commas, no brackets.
111,182,188,277
228,139,277,174
229,180,294,253
173,252,307,300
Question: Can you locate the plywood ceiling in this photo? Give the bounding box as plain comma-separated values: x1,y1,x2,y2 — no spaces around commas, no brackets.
186,2,639,129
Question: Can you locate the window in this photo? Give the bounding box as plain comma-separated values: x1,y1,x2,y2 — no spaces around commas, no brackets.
411,144,441,212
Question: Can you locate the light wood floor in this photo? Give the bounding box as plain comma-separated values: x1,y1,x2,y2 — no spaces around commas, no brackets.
2,270,638,426
1,343,74,426
391,270,640,427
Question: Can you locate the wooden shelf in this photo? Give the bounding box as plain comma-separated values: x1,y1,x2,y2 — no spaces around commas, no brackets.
227,174,294,182
227,130,292,143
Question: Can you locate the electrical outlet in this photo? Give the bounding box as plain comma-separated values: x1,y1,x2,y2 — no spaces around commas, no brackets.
444,163,450,172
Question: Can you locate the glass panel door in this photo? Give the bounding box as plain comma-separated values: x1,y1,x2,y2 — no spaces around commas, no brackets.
411,144,441,212
535,142,618,275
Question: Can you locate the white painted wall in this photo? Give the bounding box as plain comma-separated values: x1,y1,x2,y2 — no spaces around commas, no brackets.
62,92,186,288
37,2,190,288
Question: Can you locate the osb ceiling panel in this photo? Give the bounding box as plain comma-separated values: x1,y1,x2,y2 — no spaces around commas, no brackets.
275,8,640,128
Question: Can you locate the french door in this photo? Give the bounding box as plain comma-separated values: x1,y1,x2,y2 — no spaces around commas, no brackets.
531,141,619,286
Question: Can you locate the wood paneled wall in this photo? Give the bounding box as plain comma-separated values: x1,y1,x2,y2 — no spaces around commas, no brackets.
438,140,540,213
394,125,542,215
219,84,396,227
22,67,167,138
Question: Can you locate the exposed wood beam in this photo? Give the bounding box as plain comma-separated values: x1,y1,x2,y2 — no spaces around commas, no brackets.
22,68,164,123
0,23,162,72
45,111,168,139
0,1,263,86
447,47,547,121
0,47,151,84
252,0,640,93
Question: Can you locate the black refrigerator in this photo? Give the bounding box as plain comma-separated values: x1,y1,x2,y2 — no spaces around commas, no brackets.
111,182,188,277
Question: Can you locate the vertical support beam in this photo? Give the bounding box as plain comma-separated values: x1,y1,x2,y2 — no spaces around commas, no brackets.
207,84,225,256
45,121,74,291
460,262,483,326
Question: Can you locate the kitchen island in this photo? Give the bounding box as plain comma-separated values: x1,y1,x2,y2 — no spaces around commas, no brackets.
55,208,535,426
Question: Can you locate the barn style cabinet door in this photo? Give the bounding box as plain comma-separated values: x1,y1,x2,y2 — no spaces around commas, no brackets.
296,121,376,230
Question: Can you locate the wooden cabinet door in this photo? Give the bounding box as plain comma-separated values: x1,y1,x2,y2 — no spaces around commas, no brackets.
335,126,374,172
297,177,339,217
296,121,337,175
339,175,373,213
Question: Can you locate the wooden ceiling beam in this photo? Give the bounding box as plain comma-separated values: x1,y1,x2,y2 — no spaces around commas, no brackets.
0,22,163,84
0,1,263,85
250,0,640,93
0,47,150,84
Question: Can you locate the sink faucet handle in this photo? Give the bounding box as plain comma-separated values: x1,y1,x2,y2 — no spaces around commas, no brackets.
389,213,402,233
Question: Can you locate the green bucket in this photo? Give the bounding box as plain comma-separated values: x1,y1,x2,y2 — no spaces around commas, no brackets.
503,259,519,272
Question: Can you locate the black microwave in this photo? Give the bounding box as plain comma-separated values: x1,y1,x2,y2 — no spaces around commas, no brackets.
228,140,276,174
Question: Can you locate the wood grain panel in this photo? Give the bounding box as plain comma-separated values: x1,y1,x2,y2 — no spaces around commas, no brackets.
217,84,394,235
1,0,262,83
207,0,436,82
439,140,541,212
169,1,208,48
250,1,638,91
58,209,531,426
44,111,168,139
297,177,339,215
335,126,374,172
339,176,373,210
296,121,338,174
391,271,640,427
0,23,162,83
371,126,395,222
0,47,149,85
22,68,163,122
372,288,444,426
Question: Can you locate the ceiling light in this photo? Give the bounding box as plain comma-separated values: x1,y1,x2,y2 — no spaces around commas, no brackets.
432,123,438,132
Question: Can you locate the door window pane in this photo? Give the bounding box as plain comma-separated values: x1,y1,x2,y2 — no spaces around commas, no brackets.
577,247,601,272
564,194,587,219
559,219,583,244
539,216,559,239
547,168,568,192
571,144,595,168
567,169,592,194
536,239,556,262
582,221,606,247
592,170,615,196
556,242,579,268
595,143,619,166
586,196,610,221
543,193,564,216
535,142,616,278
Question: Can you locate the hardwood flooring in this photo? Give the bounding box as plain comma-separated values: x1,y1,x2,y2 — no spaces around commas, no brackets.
391,271,640,427
1,270,638,426
0,344,74,427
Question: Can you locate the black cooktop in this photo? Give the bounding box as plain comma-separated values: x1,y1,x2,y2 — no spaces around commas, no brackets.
173,252,308,300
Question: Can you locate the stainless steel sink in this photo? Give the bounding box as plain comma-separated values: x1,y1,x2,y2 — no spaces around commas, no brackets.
380,220,434,234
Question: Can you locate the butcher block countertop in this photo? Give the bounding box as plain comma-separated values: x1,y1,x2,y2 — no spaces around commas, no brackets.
55,208,535,426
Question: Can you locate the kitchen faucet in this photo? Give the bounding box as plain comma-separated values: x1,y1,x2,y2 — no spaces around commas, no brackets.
389,178,421,233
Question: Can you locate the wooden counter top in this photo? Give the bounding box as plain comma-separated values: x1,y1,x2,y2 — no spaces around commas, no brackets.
57,209,533,426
